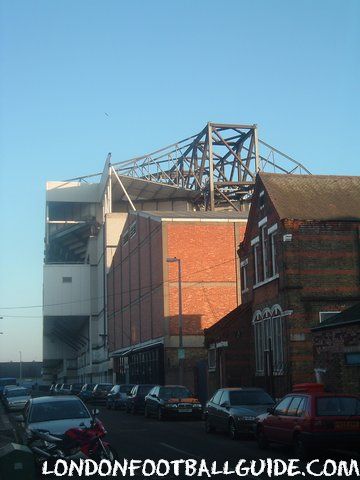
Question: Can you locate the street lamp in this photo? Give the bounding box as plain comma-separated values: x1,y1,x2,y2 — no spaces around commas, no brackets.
166,257,184,385
19,351,22,384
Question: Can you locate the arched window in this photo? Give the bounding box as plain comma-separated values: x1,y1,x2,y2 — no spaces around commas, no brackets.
253,306,285,375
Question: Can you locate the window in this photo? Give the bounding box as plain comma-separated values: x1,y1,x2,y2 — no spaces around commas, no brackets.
259,191,265,210
62,277,72,283
129,222,136,239
274,396,293,415
212,390,223,405
268,224,278,277
287,396,304,416
319,311,340,323
260,225,268,279
316,397,360,416
345,352,360,366
208,348,216,371
240,259,248,292
253,306,285,375
253,243,260,284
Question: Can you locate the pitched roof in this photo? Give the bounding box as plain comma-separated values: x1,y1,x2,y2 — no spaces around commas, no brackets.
311,303,360,331
204,302,252,336
259,173,360,221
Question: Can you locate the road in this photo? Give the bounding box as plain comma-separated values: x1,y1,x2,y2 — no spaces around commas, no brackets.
1,403,359,479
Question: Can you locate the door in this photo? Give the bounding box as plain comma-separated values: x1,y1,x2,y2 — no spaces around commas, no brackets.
264,396,293,443
217,390,231,431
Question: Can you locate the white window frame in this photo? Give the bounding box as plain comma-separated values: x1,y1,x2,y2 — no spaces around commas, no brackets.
208,346,216,372
253,242,259,285
240,258,248,292
261,224,268,279
268,224,278,277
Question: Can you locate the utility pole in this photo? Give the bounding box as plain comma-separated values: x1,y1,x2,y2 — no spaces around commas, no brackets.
19,351,22,384
166,257,184,385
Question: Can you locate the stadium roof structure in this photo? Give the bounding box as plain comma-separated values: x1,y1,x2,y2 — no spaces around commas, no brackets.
68,122,311,212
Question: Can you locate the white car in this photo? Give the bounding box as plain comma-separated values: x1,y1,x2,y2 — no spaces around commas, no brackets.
17,396,93,444
4,387,31,411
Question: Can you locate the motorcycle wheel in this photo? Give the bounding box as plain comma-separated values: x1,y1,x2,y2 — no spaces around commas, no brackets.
100,445,119,461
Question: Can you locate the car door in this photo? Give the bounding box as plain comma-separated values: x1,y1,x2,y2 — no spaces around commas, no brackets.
278,395,305,444
264,395,293,443
217,390,231,431
148,387,158,414
129,385,137,408
207,390,223,428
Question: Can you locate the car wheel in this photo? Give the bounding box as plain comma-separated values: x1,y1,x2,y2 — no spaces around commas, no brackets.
257,429,269,450
205,416,215,433
144,405,150,418
157,407,164,421
293,434,308,459
228,419,239,440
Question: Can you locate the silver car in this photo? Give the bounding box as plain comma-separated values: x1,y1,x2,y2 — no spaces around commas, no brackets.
16,396,92,444
4,387,30,411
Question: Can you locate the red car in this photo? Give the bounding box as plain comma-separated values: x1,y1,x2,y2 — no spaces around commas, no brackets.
255,383,360,457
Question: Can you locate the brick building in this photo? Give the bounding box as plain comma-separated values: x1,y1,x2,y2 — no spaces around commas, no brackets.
311,303,360,394
238,173,360,396
107,210,247,392
204,303,254,396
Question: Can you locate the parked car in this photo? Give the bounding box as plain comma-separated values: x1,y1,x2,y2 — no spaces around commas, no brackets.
69,383,84,396
90,384,113,405
106,384,134,410
53,383,62,395
15,396,93,444
255,383,360,457
204,388,274,439
144,385,202,420
2,385,20,404
59,384,71,395
126,385,155,414
79,384,95,402
3,387,31,412
0,378,17,398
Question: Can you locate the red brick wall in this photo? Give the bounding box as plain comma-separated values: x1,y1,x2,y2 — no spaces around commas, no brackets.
312,323,360,394
165,222,247,334
107,215,164,352
108,216,247,356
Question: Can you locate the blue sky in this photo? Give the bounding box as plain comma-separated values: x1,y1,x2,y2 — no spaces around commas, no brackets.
0,0,359,361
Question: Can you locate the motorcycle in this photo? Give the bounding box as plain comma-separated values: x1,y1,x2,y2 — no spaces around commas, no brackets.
28,408,118,465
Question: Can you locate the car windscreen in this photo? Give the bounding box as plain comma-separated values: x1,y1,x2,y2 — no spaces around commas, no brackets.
83,384,94,391
120,385,133,393
138,386,153,395
316,397,360,416
71,384,82,389
97,385,112,392
0,379,17,387
30,400,90,422
159,387,192,399
6,389,29,398
229,391,274,406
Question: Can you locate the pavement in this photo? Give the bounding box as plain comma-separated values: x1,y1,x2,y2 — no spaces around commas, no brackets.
0,403,17,449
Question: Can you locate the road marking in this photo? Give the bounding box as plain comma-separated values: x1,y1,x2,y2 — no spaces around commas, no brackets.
159,442,201,459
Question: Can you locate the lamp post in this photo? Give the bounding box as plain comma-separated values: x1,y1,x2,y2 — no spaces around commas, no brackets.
166,257,184,385
19,351,22,384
